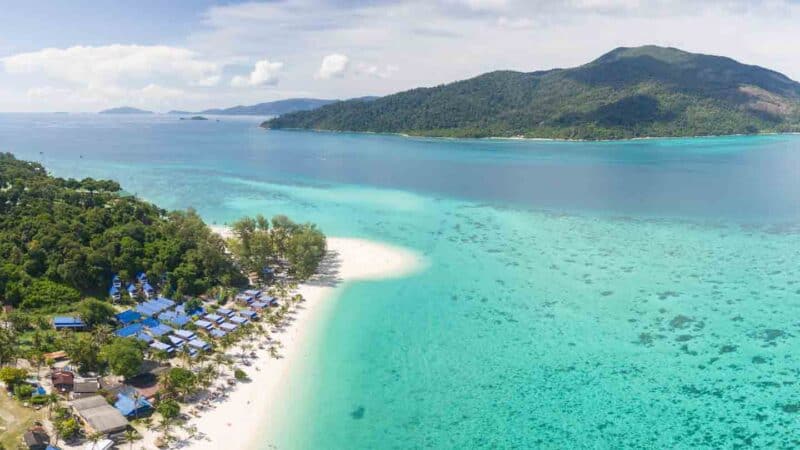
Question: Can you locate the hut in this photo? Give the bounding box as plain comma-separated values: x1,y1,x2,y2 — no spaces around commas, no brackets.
22,426,50,450
52,316,85,331
72,377,100,398
70,396,128,435
51,370,75,392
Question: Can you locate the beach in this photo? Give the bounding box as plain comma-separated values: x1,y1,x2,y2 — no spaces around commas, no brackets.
152,233,424,450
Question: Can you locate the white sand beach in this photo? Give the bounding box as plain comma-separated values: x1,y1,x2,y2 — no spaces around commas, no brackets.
140,232,425,450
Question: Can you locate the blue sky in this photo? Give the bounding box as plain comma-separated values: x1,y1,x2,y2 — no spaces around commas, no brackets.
2,0,800,112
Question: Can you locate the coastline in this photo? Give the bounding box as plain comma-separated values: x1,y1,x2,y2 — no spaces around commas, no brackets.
148,232,425,450
261,126,800,143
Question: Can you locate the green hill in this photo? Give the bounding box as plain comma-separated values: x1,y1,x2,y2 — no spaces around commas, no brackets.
264,46,800,140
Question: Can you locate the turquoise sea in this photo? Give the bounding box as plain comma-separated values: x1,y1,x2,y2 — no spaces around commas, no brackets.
2,114,800,449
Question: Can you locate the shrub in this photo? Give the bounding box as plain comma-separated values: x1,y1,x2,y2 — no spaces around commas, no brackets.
233,368,248,381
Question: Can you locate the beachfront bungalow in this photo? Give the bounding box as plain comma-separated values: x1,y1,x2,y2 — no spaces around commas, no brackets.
244,289,262,298
219,322,238,332
127,283,137,299
209,328,226,339
194,319,214,330
112,275,122,289
240,310,257,320
262,266,275,283
52,316,85,331
173,329,196,341
229,315,248,325
71,395,128,435
136,272,148,284
166,335,185,348
115,310,141,326
114,388,153,418
204,313,224,324
251,300,267,310
235,293,254,305
142,282,155,299
265,296,279,306
149,341,174,355
217,308,234,317
187,338,211,352
109,286,121,302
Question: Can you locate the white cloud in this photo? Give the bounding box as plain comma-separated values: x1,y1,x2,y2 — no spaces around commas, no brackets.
356,63,399,79
316,53,349,79
231,59,284,87
2,44,220,88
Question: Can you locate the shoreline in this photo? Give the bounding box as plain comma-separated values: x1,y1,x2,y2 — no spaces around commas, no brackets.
261,126,800,144
152,232,425,450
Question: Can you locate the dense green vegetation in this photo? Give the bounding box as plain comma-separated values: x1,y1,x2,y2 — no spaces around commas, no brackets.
0,153,246,312
228,214,327,281
265,46,800,140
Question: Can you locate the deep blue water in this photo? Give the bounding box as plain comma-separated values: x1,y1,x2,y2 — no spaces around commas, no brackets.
2,114,800,449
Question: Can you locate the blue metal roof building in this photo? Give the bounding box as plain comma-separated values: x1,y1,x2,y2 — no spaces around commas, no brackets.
114,389,152,417
52,316,85,330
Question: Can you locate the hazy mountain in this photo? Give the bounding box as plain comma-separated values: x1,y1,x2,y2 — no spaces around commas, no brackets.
99,106,154,114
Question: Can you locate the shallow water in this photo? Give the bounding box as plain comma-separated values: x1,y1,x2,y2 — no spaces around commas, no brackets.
2,114,799,448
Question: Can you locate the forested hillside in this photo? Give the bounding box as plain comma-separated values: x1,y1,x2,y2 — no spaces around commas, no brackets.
264,46,800,140
0,153,245,312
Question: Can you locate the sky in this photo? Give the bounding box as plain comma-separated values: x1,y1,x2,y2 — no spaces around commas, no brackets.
1,0,800,112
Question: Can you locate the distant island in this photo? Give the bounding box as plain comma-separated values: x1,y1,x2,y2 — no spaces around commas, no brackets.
179,116,208,121
169,98,338,117
99,106,154,114
263,46,800,140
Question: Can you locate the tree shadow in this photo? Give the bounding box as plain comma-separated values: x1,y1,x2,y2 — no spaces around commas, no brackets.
305,249,343,288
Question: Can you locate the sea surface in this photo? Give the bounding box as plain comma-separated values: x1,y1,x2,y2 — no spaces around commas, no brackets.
2,113,800,449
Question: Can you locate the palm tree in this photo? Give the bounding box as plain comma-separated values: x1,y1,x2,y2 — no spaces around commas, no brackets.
122,429,138,450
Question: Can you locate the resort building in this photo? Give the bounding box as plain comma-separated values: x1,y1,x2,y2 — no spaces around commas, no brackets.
52,316,85,331
70,396,128,435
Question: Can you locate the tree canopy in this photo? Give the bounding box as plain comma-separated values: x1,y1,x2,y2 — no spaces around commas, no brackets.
0,153,246,311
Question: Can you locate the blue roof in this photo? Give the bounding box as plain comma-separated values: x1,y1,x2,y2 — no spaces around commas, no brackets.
209,328,226,338
150,341,173,353
188,338,210,350
53,317,84,328
116,323,144,338
230,316,248,324
251,301,267,308
116,310,141,325
142,282,154,292
136,332,153,343
217,308,233,316
220,322,238,332
167,335,185,346
241,310,257,318
127,283,137,293
158,311,190,327
204,313,223,323
109,286,120,295
136,272,147,280
194,319,213,329
173,329,196,340
114,391,152,417
244,289,262,297
147,324,173,337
